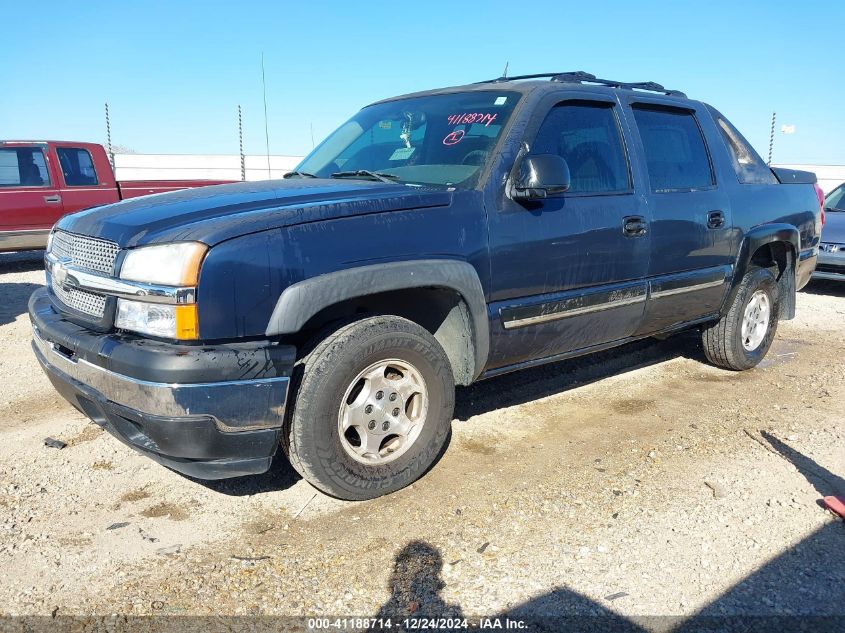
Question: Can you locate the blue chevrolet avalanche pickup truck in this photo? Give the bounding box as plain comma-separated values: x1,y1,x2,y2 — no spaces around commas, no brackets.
29,72,824,500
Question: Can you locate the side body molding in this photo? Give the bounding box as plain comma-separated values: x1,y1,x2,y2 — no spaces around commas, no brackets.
265,259,490,378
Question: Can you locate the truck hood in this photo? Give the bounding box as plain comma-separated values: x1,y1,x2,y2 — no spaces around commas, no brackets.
821,211,845,244
58,179,452,248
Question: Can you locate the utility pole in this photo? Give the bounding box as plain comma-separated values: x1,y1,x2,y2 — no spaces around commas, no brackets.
767,111,776,165
238,105,246,181
105,102,114,169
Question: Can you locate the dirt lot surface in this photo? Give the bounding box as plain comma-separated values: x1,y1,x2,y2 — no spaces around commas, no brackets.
1,250,843,629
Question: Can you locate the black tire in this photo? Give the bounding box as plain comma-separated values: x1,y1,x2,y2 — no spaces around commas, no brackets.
282,316,455,500
701,267,779,371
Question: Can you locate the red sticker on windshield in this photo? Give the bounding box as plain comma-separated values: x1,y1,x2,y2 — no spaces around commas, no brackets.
443,129,465,146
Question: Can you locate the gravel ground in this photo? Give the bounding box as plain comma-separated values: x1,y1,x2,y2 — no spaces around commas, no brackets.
1,250,843,629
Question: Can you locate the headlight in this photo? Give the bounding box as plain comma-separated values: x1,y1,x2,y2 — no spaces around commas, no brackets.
116,299,199,340
120,242,207,286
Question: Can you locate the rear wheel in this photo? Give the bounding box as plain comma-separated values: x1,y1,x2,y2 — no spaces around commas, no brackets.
283,316,455,500
701,267,779,370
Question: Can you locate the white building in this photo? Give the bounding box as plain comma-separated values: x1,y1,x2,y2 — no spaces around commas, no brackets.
114,153,303,182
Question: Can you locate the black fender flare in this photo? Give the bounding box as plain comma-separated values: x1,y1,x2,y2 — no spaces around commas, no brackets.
728,223,800,318
265,259,489,379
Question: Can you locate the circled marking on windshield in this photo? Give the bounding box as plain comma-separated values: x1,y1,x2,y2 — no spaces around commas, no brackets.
443,129,465,146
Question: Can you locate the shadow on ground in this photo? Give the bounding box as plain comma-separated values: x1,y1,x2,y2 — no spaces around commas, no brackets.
0,251,45,327
187,454,301,496
762,431,845,498
802,279,845,298
0,282,42,327
372,437,845,632
455,331,704,421
0,249,45,273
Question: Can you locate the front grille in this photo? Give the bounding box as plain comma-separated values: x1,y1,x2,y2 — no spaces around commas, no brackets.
51,230,119,275
51,281,108,317
49,230,120,318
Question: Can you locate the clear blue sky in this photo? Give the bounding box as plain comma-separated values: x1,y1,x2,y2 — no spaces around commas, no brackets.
1,0,842,164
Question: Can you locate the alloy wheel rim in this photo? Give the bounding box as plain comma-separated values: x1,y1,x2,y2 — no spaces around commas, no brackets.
337,358,429,465
741,290,771,351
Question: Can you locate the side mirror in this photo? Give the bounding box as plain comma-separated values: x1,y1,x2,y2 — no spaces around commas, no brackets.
511,154,571,201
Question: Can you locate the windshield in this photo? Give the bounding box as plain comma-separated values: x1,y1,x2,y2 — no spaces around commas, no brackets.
295,91,521,188
825,184,845,211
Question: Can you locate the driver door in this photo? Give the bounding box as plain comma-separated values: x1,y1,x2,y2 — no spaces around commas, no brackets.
485,94,651,371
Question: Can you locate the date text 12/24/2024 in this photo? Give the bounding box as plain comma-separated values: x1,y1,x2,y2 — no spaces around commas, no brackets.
307,617,528,630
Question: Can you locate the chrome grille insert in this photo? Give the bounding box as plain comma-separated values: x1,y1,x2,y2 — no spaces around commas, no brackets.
51,281,107,317
50,230,119,275
48,230,120,318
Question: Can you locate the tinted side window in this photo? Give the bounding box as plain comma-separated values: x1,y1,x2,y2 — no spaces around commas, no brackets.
632,106,714,192
706,105,777,185
56,147,99,186
826,184,845,211
532,102,630,194
0,148,52,187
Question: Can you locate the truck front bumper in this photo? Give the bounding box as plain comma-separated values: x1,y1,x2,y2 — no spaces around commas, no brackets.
28,288,296,479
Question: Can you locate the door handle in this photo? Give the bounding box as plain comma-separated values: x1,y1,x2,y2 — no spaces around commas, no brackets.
707,210,725,229
44,195,61,204
622,215,647,237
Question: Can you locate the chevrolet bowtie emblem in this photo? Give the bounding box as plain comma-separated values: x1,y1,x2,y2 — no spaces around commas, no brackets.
52,259,71,289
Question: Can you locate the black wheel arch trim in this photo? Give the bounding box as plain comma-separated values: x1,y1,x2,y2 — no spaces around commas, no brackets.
728,223,800,319
265,259,490,379
739,224,801,260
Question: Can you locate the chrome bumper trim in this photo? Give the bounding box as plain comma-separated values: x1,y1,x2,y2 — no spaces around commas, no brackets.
32,326,287,432
45,253,196,305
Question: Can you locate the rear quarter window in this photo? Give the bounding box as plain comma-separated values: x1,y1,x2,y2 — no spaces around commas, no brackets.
56,147,99,186
706,105,777,185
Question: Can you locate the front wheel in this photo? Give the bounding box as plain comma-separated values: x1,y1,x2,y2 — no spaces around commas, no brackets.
282,316,455,500
701,267,779,370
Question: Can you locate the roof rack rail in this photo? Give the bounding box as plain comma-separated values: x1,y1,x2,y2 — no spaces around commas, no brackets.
478,71,686,98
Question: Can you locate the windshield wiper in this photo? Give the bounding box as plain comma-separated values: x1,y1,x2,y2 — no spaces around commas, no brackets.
330,170,400,183
283,170,318,179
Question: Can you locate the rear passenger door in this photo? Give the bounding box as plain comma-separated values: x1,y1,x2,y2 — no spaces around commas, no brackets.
486,94,651,370
625,100,733,334
55,145,116,213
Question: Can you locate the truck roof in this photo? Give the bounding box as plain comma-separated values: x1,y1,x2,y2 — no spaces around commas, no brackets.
0,140,104,147
372,71,694,107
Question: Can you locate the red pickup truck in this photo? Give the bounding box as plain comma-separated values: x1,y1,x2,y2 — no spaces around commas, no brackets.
0,140,233,251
